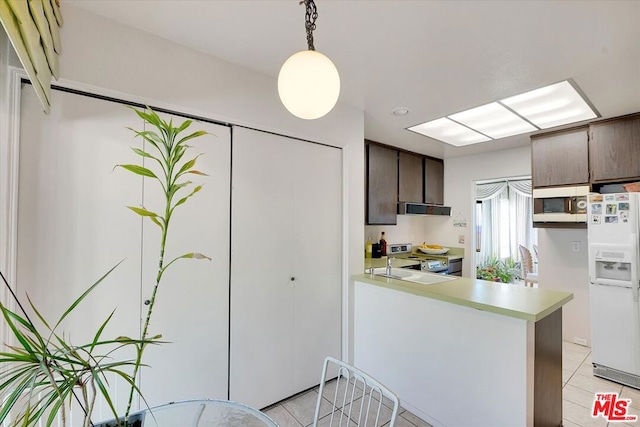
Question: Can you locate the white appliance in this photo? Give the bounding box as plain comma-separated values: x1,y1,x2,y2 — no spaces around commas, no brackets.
532,185,589,224
588,192,640,389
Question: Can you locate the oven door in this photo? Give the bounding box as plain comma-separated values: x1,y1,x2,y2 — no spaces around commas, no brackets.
400,263,422,271
427,266,449,275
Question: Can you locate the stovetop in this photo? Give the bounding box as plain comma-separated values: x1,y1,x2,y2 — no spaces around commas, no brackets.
387,243,448,270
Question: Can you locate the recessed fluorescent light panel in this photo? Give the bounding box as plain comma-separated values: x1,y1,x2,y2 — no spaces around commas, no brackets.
449,102,537,139
501,81,598,129
408,117,490,146
408,80,598,146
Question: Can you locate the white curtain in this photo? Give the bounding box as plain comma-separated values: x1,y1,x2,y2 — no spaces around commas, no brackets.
476,179,535,264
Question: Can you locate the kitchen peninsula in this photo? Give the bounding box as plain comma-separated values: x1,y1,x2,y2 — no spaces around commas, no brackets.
351,273,573,427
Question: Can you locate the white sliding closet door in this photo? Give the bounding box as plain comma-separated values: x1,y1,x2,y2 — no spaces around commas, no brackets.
16,86,230,422
230,127,342,409
17,87,144,421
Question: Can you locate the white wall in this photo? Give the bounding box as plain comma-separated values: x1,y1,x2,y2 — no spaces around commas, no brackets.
538,229,590,344
432,145,532,276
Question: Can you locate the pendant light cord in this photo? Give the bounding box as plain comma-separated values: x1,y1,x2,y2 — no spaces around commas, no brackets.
301,0,318,51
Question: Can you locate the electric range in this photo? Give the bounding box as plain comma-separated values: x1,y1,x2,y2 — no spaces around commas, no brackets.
388,243,449,274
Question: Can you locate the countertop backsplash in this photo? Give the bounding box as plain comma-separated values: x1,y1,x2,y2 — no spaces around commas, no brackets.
365,214,455,248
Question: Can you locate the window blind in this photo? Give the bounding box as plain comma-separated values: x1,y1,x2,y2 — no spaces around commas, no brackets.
0,0,62,113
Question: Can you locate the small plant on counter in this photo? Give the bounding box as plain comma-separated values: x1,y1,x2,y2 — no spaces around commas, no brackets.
476,256,520,283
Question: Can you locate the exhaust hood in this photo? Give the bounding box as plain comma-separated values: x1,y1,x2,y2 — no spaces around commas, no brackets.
398,202,451,216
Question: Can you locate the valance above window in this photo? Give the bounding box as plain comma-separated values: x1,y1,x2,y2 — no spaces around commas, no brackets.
476,179,531,201
0,0,63,114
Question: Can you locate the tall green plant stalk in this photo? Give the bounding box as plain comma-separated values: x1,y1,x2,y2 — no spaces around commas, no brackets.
118,107,210,424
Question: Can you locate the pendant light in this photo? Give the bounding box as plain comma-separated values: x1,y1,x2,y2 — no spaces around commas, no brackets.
278,0,340,120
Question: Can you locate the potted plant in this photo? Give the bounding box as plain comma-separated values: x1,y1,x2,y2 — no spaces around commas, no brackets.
476,256,520,283
0,107,210,426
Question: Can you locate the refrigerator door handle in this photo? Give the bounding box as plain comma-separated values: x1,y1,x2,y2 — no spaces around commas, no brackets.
633,232,639,302
591,278,633,288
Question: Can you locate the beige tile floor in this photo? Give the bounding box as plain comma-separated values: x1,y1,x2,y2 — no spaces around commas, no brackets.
263,382,433,427
263,342,640,426
562,341,640,427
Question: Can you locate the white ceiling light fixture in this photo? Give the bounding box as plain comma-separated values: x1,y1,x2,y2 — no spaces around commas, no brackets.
408,118,491,146
278,0,340,120
449,102,537,139
408,80,598,146
501,80,598,129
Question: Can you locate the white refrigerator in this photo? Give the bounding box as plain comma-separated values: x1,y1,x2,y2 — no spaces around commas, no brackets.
588,192,640,389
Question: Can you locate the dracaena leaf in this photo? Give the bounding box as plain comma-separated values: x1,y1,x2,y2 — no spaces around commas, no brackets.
117,164,157,179
177,130,209,146
150,215,164,229
130,106,163,129
171,185,203,211
176,119,193,133
176,154,203,176
186,170,209,176
127,206,160,218
53,261,124,330
130,147,156,159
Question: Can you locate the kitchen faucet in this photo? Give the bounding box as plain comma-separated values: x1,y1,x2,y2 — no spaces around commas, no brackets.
386,257,394,276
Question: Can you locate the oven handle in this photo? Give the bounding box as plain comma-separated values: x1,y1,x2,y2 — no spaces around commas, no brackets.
426,267,449,274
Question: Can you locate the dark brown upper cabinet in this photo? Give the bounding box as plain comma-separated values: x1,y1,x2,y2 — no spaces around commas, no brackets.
424,157,444,205
531,127,589,188
366,142,398,225
589,114,640,183
398,151,423,203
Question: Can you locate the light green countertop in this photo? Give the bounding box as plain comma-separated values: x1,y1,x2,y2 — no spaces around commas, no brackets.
353,273,573,322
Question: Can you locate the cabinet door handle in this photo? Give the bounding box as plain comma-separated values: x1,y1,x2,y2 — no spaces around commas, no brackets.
144,299,151,306
290,277,295,282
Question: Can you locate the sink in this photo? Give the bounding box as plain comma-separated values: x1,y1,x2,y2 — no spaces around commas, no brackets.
407,274,458,285
371,267,414,279
371,268,458,285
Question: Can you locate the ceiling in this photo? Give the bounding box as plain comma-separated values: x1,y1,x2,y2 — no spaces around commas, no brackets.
63,0,640,159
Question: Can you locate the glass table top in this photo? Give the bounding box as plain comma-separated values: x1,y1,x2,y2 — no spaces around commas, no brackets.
122,399,279,427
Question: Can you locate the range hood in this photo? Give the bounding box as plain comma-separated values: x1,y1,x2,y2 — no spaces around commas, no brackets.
398,202,451,216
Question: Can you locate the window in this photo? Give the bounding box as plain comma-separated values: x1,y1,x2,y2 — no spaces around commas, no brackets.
475,178,537,266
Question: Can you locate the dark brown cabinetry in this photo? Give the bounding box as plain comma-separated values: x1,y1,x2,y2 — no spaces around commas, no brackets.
531,127,589,188
366,143,398,225
589,114,640,183
398,151,423,203
424,157,444,205
366,140,445,224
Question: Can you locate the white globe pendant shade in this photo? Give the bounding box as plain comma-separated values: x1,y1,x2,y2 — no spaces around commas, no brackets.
278,50,340,120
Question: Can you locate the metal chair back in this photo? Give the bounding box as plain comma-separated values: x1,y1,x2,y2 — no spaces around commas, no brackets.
313,357,400,427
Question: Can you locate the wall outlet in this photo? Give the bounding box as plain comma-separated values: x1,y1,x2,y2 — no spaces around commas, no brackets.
458,235,465,244
573,337,588,346
572,241,580,252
